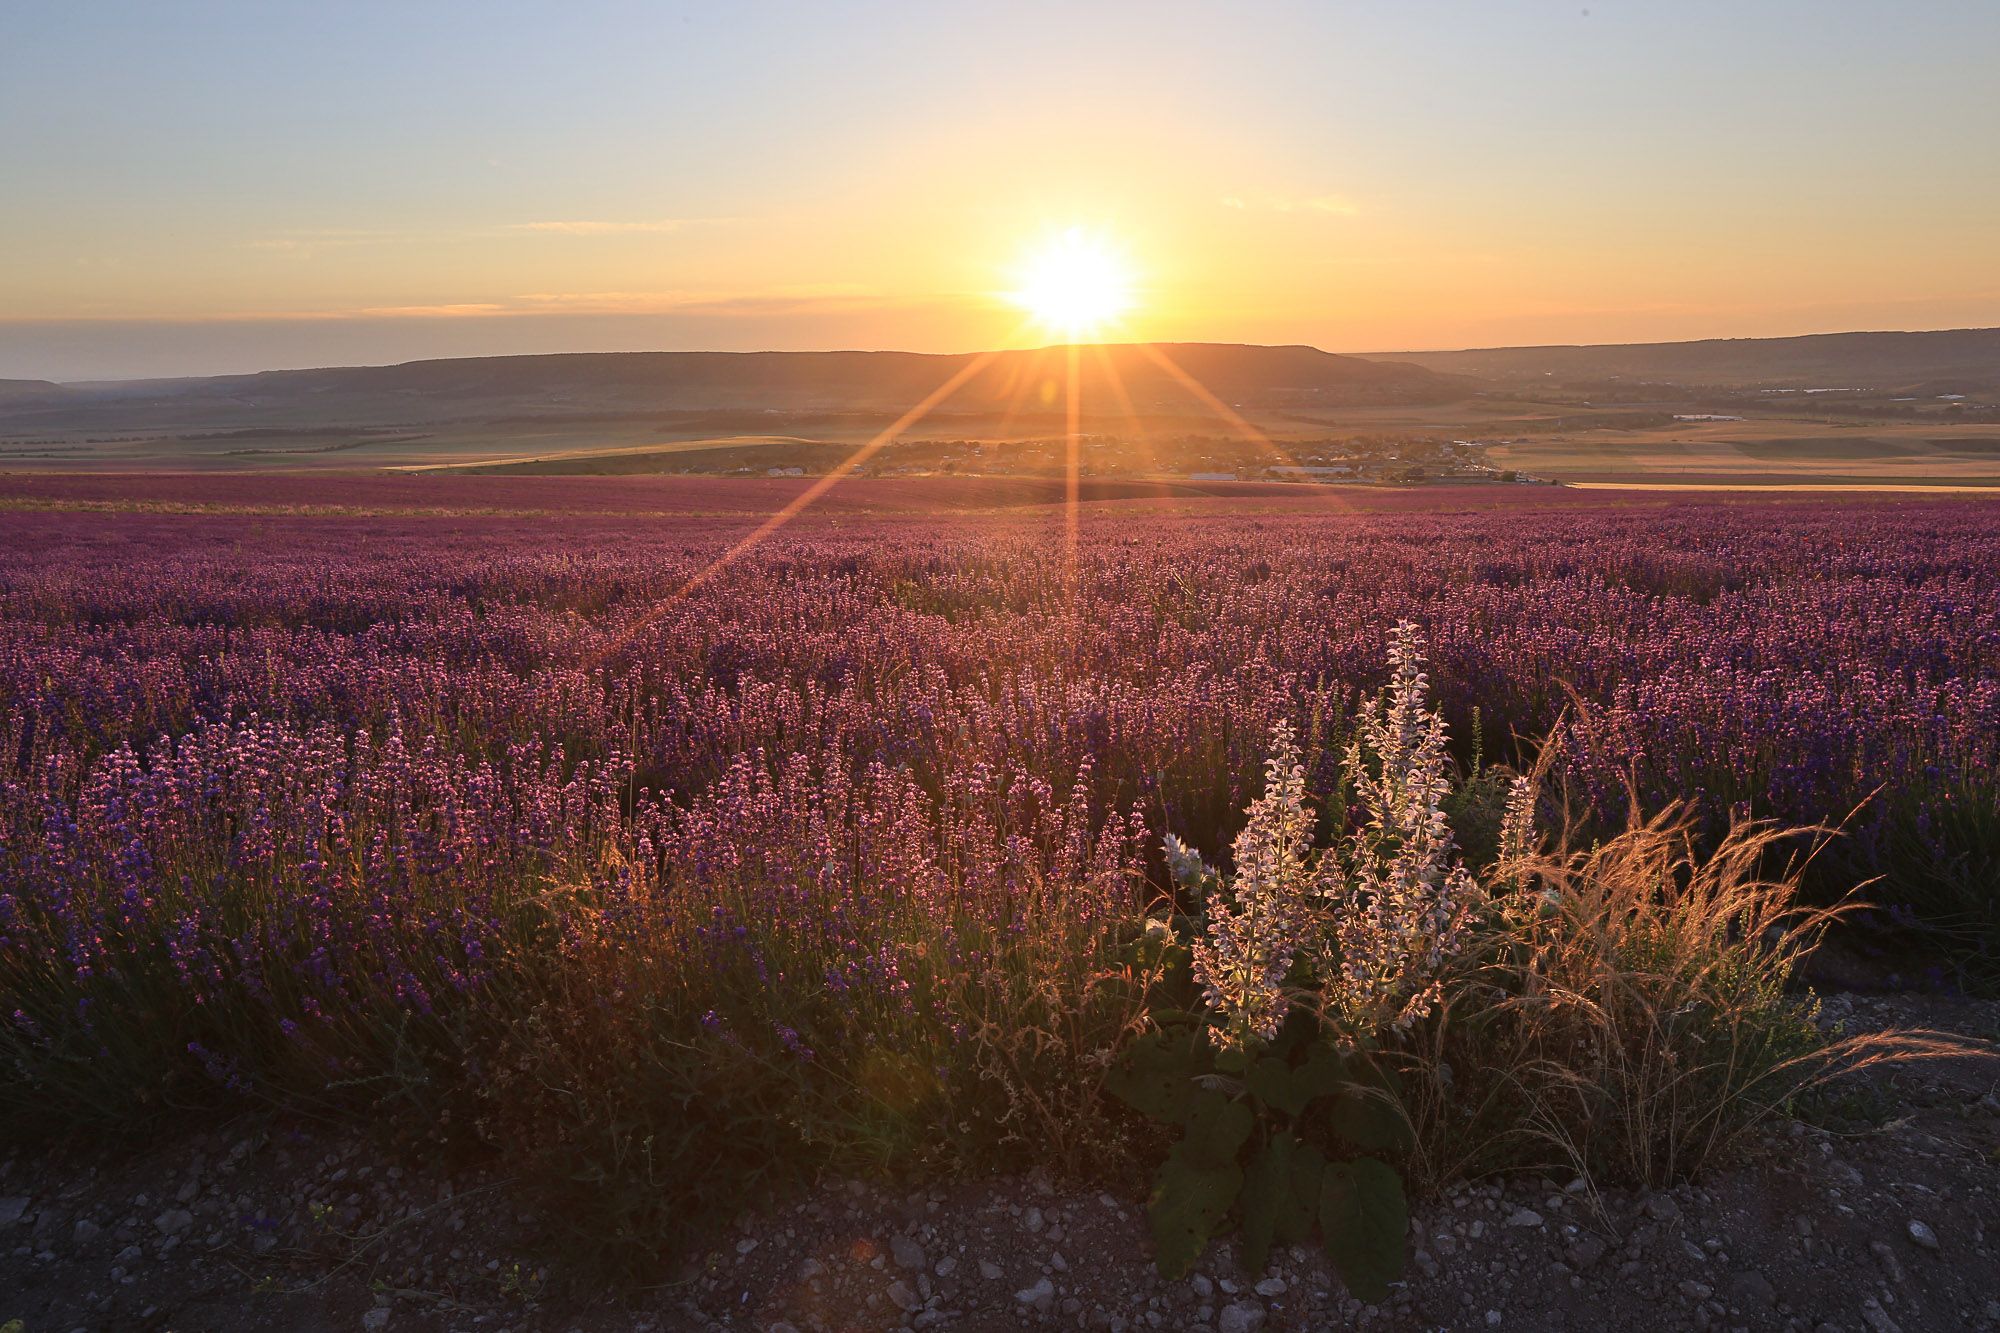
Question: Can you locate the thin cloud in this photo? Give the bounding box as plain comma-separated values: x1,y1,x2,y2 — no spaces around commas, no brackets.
248,228,412,254
354,303,511,319
513,284,875,315
1221,194,1360,216
511,220,703,235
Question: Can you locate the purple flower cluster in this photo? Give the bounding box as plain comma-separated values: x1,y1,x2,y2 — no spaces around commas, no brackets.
1,483,1996,1109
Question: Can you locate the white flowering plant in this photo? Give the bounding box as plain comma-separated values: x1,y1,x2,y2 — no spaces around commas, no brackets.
1107,623,1532,1297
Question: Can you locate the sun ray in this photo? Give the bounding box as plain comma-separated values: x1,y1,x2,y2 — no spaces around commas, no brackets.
1066,339,1082,586
1135,342,1326,486
594,343,1012,664
1089,343,1162,479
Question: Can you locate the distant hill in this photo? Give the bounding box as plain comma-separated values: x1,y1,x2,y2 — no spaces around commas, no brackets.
1365,327,2000,391
0,379,66,405
0,344,1460,436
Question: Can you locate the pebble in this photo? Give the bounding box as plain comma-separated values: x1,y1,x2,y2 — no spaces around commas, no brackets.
979,1259,1004,1281
1859,1297,1903,1333
0,1198,29,1227
1566,1236,1607,1271
886,1279,922,1312
1905,1219,1939,1251
1506,1209,1544,1228
1015,1276,1056,1313
1217,1302,1266,1333
1868,1239,1905,1284
1725,1271,1776,1308
890,1234,927,1271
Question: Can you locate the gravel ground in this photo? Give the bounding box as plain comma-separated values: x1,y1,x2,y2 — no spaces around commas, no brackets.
4,993,1996,1333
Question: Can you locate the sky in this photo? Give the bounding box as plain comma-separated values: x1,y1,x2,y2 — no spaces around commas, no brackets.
2,0,1998,380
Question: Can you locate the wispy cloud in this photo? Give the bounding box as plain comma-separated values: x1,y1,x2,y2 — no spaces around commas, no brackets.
512,284,875,315
510,219,704,235
1221,194,1360,216
141,285,889,323
248,228,412,255
354,303,511,319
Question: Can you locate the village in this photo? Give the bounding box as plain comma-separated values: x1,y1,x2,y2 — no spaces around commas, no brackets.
834,431,1550,484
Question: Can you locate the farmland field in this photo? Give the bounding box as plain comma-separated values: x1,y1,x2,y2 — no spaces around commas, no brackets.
6,479,1997,1029
4,474,1999,1323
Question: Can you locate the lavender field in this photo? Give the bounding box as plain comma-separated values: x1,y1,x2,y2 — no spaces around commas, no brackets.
3,478,1996,1269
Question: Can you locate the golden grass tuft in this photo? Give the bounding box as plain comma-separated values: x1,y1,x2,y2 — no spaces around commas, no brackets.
1404,802,1973,1192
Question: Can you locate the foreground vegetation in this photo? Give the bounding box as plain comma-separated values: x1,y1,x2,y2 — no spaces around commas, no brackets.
0,485,1986,1286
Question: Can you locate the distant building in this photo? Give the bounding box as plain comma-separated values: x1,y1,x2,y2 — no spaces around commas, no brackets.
1189,471,1238,482
767,466,805,477
1267,464,1355,478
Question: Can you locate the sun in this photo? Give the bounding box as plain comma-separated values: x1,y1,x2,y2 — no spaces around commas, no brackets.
1006,228,1137,342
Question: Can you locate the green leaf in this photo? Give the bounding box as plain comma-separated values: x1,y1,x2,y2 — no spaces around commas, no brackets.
1328,1059,1413,1154
1213,1045,1254,1075
1245,1057,1303,1116
1149,1143,1243,1280
1180,1090,1253,1168
1318,1157,1408,1303
1239,1132,1325,1274
1105,1029,1206,1125
1290,1044,1349,1108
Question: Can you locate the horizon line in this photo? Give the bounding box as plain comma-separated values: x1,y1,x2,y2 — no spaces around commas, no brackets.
12,322,2000,387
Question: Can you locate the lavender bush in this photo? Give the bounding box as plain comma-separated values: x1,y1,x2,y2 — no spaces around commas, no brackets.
0,482,1995,1264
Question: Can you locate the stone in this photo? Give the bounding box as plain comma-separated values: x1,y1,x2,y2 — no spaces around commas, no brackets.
1253,1277,1286,1297
1641,1194,1681,1222
1859,1297,1902,1333
934,1255,957,1278
1905,1220,1938,1251
72,1219,101,1246
979,1259,1004,1281
887,1280,922,1313
890,1234,927,1271
1217,1302,1266,1333
1868,1240,1904,1284
154,1209,194,1237
1565,1236,1607,1271
0,1198,30,1227
1015,1276,1056,1314
360,1311,390,1332
1505,1209,1543,1229
1725,1271,1776,1308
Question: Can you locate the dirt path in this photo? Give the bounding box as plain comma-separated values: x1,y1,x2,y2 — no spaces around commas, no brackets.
4,994,1996,1333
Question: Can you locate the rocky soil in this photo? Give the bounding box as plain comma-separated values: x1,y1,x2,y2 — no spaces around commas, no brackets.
4,993,1996,1333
